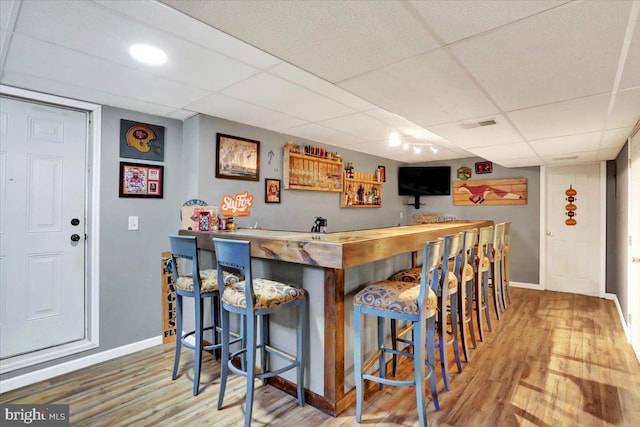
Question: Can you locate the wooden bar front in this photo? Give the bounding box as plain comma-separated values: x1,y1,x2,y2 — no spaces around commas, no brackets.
180,220,493,416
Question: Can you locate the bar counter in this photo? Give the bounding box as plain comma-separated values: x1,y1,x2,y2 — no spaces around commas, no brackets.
180,220,493,416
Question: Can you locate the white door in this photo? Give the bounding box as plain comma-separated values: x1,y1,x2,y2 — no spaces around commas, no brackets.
0,96,87,359
545,163,602,296
630,131,640,359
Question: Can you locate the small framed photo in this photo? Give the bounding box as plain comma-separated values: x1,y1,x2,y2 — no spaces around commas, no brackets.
377,165,386,182
216,133,260,181
475,161,493,174
119,162,164,198
265,178,281,203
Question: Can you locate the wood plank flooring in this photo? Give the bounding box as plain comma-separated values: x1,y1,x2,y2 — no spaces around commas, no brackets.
2,288,639,426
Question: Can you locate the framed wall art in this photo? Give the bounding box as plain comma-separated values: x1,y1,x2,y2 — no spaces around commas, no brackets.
119,119,165,162
265,178,281,203
119,161,164,198
475,161,493,174
216,133,260,181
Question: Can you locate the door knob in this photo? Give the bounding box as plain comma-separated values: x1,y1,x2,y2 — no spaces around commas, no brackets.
70,234,81,242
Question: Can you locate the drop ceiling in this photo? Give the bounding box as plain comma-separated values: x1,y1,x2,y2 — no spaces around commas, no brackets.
1,0,638,167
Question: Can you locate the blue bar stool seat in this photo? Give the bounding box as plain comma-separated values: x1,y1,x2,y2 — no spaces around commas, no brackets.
168,235,242,396
213,238,307,427
353,239,443,426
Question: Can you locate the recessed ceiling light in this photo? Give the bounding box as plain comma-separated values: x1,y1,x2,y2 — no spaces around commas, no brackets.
129,44,167,65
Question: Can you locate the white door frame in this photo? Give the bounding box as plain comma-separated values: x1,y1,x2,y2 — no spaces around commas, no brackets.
539,162,607,296
0,85,101,373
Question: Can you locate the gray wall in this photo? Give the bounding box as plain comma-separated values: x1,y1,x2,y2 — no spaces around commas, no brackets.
400,158,541,284
607,144,629,322
189,114,408,232
1,106,185,381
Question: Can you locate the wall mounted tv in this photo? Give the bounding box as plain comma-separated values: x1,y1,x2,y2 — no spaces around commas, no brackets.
398,166,451,208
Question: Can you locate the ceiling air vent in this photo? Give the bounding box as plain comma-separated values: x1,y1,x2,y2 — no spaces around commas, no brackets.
552,155,578,161
460,119,497,129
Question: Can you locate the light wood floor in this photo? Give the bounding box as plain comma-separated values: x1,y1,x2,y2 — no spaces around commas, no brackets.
2,288,639,426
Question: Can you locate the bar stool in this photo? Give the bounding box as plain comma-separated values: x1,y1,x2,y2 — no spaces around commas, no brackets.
354,239,443,426
437,232,464,391
167,235,242,396
213,238,307,427
475,226,493,341
490,223,506,318
502,222,512,305
459,228,478,362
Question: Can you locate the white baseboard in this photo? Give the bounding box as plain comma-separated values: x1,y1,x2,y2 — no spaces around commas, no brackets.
604,293,630,340
0,336,162,393
510,281,541,290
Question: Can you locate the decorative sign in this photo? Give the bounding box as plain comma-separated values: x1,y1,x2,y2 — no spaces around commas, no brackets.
453,178,527,206
120,119,165,162
161,252,176,343
221,191,254,217
457,165,472,180
475,161,493,174
565,185,577,226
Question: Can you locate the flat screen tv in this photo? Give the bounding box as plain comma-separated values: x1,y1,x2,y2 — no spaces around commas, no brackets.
398,166,451,196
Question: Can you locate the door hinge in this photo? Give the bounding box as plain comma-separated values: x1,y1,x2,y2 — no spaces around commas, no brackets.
85,234,88,241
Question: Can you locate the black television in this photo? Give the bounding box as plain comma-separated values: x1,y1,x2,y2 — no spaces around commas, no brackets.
398,166,451,207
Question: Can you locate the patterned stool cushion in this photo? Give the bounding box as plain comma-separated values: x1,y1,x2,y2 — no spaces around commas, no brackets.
478,256,490,272
462,263,474,281
222,278,306,309
388,267,422,282
176,269,242,293
354,280,438,314
389,268,458,290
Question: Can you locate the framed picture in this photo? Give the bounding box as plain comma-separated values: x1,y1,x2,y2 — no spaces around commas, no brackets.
119,162,164,198
265,178,281,203
119,119,165,162
216,133,260,181
377,165,386,182
475,161,493,174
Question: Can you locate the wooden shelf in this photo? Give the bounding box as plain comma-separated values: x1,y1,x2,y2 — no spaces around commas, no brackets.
283,150,343,193
341,171,382,208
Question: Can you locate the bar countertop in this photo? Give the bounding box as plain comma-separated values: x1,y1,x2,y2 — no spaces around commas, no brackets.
180,220,493,269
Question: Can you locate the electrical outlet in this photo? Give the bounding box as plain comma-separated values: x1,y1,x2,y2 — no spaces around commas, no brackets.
128,216,139,231
400,211,404,219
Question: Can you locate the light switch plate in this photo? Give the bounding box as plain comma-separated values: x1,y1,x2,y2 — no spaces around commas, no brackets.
128,216,138,231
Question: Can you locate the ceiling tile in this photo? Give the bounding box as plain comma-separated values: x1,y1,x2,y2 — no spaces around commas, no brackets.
495,157,544,168
597,147,623,161
409,0,568,44
607,88,640,129
186,93,307,131
541,150,598,164
468,142,538,160
0,70,177,116
601,127,633,149
319,113,395,142
282,123,366,147
268,63,377,112
619,14,640,90
428,114,524,149
161,0,441,83
221,72,357,122
339,49,499,128
14,0,260,92
451,0,632,110
530,131,603,157
507,93,610,141
98,0,281,70
4,35,208,108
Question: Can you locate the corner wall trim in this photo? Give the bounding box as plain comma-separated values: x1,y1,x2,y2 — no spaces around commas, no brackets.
0,336,162,393
604,293,630,340
510,281,540,290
